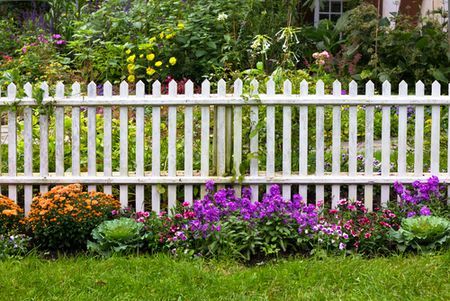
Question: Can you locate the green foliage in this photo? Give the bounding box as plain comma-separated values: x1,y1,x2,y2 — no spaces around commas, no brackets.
0,233,31,260
391,216,450,252
88,218,146,256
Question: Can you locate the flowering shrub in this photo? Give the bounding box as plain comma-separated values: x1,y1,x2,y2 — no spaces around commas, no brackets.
143,182,319,260
0,195,23,235
322,200,399,255
25,184,120,251
393,176,449,219
125,22,184,83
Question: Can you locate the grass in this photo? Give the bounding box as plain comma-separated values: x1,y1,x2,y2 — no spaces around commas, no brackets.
0,252,449,301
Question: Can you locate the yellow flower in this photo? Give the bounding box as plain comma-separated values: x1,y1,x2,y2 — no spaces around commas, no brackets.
139,54,144,58
146,53,155,61
127,63,135,73
146,67,156,76
125,49,131,55
169,57,177,65
177,22,185,29
126,54,136,63
128,75,135,82
166,33,174,39
155,61,162,67
149,37,156,43
159,32,165,39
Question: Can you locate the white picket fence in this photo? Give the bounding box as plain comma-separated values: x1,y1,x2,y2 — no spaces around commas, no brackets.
0,79,449,214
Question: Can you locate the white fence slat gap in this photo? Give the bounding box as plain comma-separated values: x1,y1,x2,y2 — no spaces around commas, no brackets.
151,80,161,213
23,83,33,213
55,82,65,178
266,79,276,194
430,81,441,174
364,81,375,211
398,81,408,177
233,79,243,197
282,80,292,199
331,80,341,207
315,80,325,205
299,80,309,199
87,82,97,192
168,80,177,209
348,81,358,201
71,82,81,177
184,80,194,204
135,81,145,211
249,79,259,202
200,80,210,198
7,83,17,202
39,82,49,193
103,81,113,195
119,81,129,207
381,81,391,207
414,81,425,177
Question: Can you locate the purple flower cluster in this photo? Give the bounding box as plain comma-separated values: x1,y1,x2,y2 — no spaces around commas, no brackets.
393,176,445,217
189,181,318,238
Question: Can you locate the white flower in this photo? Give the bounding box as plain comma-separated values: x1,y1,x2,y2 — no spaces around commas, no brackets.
217,13,228,21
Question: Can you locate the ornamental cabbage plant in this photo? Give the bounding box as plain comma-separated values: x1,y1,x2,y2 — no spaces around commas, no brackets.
390,216,450,252
88,218,146,257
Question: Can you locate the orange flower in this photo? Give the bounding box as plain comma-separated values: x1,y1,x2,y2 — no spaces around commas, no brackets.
2,209,17,216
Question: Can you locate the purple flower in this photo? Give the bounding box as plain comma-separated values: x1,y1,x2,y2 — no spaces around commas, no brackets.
393,181,404,195
205,180,215,192
56,39,67,45
419,206,431,216
52,34,62,39
406,211,416,218
339,242,346,250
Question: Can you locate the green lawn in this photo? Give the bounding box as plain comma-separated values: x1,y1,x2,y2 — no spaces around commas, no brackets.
0,253,449,301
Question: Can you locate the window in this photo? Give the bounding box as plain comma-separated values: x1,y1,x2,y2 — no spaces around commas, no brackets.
314,0,347,26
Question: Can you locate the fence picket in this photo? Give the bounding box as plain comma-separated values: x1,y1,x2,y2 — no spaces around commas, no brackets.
348,81,358,201
315,80,325,205
151,81,161,213
364,81,374,211
282,80,292,199
398,82,408,179
87,82,97,192
381,81,391,207
168,80,177,209
299,80,308,199
23,83,33,213
331,80,341,207
7,84,17,201
55,82,65,179
200,80,210,198
40,82,49,193
414,81,424,177
233,79,243,196
135,81,145,211
119,82,129,207
266,79,275,194
217,80,226,180
250,79,259,202
71,82,81,177
103,81,113,195
184,80,194,204
430,81,441,174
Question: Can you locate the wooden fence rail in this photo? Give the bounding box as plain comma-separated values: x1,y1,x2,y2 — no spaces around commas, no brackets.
0,79,449,214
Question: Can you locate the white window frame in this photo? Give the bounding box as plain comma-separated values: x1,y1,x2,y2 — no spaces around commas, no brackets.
314,0,345,27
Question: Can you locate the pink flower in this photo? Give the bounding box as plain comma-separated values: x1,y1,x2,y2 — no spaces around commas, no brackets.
182,201,190,207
